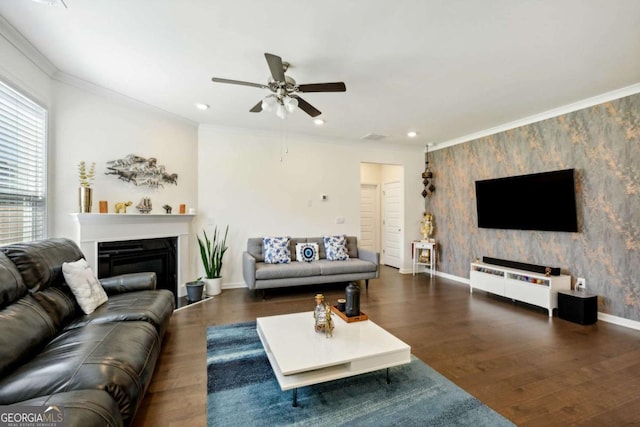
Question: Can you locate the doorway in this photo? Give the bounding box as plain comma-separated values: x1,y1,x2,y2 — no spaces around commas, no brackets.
360,163,403,269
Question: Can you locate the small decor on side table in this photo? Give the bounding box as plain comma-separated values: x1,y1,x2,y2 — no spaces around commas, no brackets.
313,293,334,338
420,212,434,241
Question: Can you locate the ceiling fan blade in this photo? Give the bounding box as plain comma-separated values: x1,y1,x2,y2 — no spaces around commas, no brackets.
297,82,346,93
264,53,286,82
249,101,263,113
211,77,269,90
292,95,321,117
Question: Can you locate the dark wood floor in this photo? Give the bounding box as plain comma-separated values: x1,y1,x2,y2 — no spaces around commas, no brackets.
132,266,640,426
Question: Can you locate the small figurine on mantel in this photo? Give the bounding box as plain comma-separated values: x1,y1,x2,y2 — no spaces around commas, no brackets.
115,201,132,214
420,212,434,241
162,204,172,214
136,197,152,214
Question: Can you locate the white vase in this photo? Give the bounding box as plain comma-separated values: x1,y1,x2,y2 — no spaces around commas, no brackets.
204,277,222,296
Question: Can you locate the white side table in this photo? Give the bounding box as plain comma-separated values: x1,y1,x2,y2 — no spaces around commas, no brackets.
412,241,436,276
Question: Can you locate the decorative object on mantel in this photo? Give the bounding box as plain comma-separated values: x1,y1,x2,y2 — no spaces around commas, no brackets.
162,204,172,214
105,154,178,188
115,201,132,213
197,226,229,296
99,201,108,213
420,212,434,240
179,204,186,214
136,197,152,214
78,161,95,213
421,143,435,198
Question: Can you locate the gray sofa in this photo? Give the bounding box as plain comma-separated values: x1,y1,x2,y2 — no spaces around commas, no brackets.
242,236,379,291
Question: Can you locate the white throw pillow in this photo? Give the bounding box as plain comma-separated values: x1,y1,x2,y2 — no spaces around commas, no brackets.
62,258,108,314
296,243,319,262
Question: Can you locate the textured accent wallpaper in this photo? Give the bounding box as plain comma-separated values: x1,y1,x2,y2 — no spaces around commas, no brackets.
427,93,640,321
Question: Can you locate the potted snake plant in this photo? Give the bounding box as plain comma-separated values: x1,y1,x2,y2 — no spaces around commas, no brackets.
197,225,229,296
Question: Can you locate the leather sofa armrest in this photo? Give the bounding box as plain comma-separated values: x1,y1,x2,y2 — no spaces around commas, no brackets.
358,248,380,278
100,272,157,295
242,251,257,289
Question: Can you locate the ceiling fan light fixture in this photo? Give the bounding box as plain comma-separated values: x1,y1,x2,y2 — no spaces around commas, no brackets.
262,96,276,112
314,119,325,126
276,103,287,119
195,103,209,110
407,131,418,138
284,96,298,113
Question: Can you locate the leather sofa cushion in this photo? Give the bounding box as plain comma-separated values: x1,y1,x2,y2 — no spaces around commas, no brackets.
0,321,159,425
316,259,378,275
255,261,321,280
65,289,174,339
0,294,56,376
1,238,83,292
15,390,123,427
31,286,79,331
0,251,27,307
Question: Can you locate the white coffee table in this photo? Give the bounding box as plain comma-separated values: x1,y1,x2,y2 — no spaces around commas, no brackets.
256,311,411,406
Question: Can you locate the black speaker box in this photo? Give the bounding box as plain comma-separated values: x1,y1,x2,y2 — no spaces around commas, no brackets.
483,256,561,276
558,291,597,325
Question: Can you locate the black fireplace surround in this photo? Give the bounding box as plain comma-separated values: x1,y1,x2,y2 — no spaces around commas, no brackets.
98,237,178,304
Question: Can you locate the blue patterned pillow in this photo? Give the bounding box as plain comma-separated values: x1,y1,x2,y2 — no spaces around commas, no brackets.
263,236,291,264
323,235,350,261
296,243,319,262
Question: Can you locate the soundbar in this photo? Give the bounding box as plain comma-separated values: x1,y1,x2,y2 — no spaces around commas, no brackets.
483,257,561,276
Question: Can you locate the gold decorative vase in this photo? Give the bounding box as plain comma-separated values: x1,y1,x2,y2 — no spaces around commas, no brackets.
79,186,93,213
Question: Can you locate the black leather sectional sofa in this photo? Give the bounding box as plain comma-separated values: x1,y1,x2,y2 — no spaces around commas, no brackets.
0,238,174,426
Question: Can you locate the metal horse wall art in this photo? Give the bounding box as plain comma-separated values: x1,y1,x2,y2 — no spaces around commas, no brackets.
105,154,178,188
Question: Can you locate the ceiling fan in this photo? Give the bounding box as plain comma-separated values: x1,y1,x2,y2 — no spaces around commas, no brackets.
211,53,346,119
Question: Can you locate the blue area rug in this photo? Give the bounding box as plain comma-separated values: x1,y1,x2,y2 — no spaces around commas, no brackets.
207,321,514,427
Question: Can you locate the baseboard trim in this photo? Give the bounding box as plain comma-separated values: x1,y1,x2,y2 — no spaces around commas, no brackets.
223,281,248,290
597,312,640,331
432,271,640,331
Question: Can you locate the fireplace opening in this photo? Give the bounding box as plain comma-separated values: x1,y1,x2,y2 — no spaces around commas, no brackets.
97,237,178,304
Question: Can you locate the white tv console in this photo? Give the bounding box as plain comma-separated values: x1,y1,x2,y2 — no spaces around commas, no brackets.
469,262,571,317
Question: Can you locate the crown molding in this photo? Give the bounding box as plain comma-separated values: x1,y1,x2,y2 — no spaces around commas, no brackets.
53,71,198,127
434,82,640,151
0,14,57,77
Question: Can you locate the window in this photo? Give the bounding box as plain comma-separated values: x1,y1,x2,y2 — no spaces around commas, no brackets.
0,81,47,244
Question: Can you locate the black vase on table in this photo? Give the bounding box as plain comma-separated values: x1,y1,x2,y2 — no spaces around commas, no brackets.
345,282,361,317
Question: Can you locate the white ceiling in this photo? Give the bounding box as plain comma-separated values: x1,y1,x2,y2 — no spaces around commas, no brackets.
1,0,639,147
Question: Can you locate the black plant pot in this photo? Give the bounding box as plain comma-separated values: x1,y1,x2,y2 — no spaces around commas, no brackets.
185,280,204,303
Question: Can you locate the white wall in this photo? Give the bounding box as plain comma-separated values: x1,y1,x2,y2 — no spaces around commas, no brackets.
198,125,424,286
50,80,199,239
0,27,51,108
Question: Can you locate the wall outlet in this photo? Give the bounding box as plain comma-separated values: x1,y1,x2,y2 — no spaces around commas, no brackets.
576,277,586,291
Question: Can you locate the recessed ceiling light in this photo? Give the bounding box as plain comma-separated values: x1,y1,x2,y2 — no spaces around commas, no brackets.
195,103,210,110
407,131,418,138
313,119,325,126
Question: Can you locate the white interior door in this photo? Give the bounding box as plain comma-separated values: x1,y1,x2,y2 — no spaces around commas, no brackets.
382,181,402,268
360,184,380,252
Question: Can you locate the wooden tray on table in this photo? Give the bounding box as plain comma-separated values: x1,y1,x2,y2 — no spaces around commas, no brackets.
330,305,369,323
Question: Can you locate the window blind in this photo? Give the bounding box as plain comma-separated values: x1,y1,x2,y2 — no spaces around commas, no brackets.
0,81,47,245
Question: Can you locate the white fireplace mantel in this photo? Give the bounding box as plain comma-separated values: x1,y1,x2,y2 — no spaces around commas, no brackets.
71,213,196,297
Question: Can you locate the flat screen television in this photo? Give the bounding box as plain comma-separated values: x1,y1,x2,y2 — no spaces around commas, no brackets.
475,169,578,232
